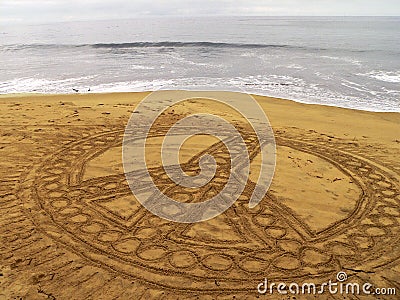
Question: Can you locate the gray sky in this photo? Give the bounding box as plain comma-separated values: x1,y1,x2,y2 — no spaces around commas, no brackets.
1,0,400,23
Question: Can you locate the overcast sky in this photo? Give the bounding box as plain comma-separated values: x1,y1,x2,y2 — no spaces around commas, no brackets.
1,0,400,24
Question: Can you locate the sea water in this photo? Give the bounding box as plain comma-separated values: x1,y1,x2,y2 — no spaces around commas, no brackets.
0,16,399,111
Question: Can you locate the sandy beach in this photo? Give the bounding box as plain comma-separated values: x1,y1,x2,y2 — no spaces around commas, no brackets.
0,91,399,299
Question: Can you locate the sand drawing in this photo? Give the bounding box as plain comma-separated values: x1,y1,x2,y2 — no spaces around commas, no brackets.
1,118,399,298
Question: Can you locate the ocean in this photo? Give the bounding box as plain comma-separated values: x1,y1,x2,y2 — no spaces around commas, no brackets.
0,16,399,112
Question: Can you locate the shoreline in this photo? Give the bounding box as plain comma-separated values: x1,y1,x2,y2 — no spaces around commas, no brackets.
0,91,398,145
0,90,398,114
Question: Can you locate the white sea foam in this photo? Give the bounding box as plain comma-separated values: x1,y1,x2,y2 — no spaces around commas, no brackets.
358,71,400,83
0,74,398,112
130,65,155,70
0,76,96,94
321,56,362,66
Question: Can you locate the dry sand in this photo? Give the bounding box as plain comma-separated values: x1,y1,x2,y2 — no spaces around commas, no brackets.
0,92,399,299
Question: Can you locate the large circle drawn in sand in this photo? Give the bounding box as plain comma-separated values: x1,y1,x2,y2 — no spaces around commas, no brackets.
19,126,400,293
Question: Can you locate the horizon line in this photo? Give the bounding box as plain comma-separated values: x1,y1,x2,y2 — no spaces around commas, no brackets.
3,15,400,26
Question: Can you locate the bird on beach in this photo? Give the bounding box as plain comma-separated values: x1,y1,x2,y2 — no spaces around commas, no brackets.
72,88,79,93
